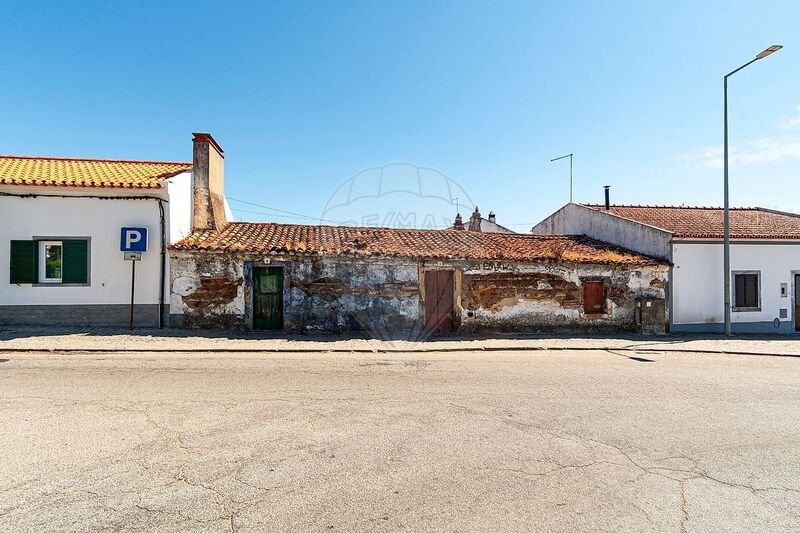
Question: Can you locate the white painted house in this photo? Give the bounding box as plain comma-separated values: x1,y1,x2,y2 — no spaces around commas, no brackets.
533,203,800,334
0,133,227,327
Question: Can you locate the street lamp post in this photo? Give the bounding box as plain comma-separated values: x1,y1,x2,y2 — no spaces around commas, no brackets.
551,153,574,203
723,45,782,336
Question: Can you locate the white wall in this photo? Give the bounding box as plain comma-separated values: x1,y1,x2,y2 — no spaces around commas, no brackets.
166,171,193,244
1,185,172,306
672,241,800,327
532,203,672,259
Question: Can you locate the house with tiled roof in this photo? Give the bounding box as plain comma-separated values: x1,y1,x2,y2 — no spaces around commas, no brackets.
532,201,800,334
450,206,515,233
1,133,229,327
169,160,669,335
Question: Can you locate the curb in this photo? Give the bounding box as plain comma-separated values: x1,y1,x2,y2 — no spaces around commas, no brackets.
0,346,795,358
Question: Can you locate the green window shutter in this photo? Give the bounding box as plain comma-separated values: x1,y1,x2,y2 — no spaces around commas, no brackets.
10,240,37,284
62,240,89,284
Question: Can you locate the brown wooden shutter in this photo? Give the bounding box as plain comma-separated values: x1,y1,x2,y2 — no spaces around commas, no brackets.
734,274,759,308
583,281,604,314
734,274,746,308
746,275,758,307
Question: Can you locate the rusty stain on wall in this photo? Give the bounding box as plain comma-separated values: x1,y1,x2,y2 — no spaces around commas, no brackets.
182,277,242,310
463,273,580,310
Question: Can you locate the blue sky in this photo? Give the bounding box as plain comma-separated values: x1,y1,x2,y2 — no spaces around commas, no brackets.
3,1,799,230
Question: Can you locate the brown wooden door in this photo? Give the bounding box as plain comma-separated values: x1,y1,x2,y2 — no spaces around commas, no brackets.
795,274,800,332
583,281,605,314
424,270,454,332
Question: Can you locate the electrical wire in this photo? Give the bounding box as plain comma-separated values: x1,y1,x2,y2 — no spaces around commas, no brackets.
228,195,534,230
226,196,344,224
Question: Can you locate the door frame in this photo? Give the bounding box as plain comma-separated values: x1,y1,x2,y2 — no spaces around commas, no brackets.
250,264,286,331
792,270,800,333
422,268,457,333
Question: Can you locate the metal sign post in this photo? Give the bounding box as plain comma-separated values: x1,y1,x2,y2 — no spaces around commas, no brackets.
129,258,136,330
121,227,148,330
124,251,143,330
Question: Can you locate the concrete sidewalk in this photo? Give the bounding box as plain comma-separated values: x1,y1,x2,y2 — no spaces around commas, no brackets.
0,326,798,356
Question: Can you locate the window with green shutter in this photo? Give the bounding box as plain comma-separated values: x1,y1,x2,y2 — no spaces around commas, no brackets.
8,238,89,285
62,240,89,284
10,240,37,284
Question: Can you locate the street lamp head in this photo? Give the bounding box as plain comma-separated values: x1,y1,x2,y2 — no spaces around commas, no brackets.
756,45,782,60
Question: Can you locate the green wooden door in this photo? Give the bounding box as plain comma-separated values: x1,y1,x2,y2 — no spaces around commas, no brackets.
253,267,284,330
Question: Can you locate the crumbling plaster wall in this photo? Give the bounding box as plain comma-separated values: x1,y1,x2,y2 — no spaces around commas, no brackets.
169,251,668,333
170,252,247,329
286,257,420,333
457,260,668,332
169,251,421,331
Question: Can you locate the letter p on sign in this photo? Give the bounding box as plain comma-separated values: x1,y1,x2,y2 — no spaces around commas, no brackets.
120,227,149,252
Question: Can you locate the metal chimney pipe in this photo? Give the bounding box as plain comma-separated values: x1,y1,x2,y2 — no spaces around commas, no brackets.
603,185,610,210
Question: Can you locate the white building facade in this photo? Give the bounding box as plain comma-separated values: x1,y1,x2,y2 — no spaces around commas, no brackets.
0,133,225,327
533,203,800,334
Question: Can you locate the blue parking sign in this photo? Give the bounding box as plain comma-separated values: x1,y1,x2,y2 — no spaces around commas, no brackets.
120,227,148,252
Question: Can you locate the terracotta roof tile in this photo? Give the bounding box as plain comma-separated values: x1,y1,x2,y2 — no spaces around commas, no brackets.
172,222,667,266
0,155,192,189
585,205,800,239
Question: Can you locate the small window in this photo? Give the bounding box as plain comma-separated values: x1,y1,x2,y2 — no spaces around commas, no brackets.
39,241,63,283
733,272,759,310
583,281,605,314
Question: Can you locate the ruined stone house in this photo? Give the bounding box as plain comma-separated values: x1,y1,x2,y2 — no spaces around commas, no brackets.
169,135,670,334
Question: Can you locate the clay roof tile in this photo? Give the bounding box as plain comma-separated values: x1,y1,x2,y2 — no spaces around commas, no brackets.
171,222,667,266
0,155,192,189
583,204,800,239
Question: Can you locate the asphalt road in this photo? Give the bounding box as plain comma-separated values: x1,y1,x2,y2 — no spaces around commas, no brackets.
1,349,799,532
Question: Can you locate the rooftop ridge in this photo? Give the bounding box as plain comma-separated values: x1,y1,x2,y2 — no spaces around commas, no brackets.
0,154,192,166
583,203,766,211
221,220,585,238
754,206,800,219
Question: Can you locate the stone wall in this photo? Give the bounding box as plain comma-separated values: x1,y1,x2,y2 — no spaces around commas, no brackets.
457,260,667,333
169,252,421,332
169,251,668,334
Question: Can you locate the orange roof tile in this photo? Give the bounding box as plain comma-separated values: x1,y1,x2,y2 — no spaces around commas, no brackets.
585,205,800,239
0,155,192,189
172,222,667,266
